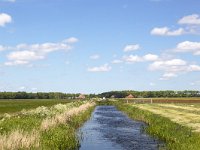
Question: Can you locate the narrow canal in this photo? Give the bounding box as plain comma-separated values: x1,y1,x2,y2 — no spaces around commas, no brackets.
78,106,164,150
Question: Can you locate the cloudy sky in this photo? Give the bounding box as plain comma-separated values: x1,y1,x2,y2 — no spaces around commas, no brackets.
0,0,200,93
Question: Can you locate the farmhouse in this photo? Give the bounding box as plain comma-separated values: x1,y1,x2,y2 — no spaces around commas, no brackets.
77,94,86,99
125,94,134,99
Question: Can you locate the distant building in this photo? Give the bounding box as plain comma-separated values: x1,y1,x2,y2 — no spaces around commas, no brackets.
77,94,86,99
125,94,134,99
110,95,115,98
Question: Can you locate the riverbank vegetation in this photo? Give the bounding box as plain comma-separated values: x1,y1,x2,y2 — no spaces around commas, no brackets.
0,100,95,150
112,101,200,150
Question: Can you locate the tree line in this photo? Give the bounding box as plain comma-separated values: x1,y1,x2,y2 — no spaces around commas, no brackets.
99,90,200,98
0,90,199,99
0,92,81,99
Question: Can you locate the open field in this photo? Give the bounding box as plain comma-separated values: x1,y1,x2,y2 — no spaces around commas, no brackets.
109,101,200,150
0,99,74,115
135,103,200,132
0,100,95,150
122,97,200,103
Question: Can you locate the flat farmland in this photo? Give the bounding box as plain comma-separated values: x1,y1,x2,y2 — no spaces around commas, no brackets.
134,103,200,132
124,97,200,103
0,99,73,114
114,101,200,149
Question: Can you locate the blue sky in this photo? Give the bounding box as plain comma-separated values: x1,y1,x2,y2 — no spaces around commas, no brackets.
0,0,200,93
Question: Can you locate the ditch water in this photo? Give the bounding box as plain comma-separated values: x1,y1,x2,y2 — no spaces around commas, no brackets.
78,106,164,150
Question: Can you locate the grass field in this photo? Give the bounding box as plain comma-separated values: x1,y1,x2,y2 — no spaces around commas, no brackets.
0,99,74,115
135,103,200,132
0,100,95,149
106,100,200,150
123,97,200,103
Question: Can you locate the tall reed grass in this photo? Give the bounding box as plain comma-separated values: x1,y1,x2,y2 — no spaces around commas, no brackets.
0,101,95,150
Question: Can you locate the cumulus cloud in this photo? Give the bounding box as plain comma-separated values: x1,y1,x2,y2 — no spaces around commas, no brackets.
63,37,79,44
0,13,12,27
90,54,100,60
160,73,177,80
149,59,187,71
175,41,200,55
4,37,78,66
7,51,44,61
123,44,140,52
123,54,159,63
123,55,143,63
178,14,200,25
87,64,111,72
143,54,159,61
4,60,29,66
151,14,200,36
151,27,185,36
149,58,200,80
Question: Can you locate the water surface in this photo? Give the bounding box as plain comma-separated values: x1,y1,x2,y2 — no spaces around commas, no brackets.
78,106,164,150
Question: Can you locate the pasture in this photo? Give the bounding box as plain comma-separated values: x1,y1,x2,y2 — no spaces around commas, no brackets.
123,97,200,103
0,99,73,115
113,101,200,150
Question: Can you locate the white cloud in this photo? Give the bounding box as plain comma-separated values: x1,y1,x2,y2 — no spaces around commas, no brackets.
175,41,200,55
111,59,123,64
4,60,29,66
160,73,177,80
0,13,12,27
187,65,200,71
13,42,72,54
63,37,79,44
4,37,77,66
123,54,159,63
149,59,187,71
87,64,111,72
123,55,143,63
123,44,140,52
7,51,44,61
151,27,185,36
90,54,100,60
178,14,200,25
143,54,159,61
149,58,200,80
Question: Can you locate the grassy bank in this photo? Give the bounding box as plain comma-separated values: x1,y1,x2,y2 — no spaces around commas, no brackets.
0,101,95,150
111,101,200,150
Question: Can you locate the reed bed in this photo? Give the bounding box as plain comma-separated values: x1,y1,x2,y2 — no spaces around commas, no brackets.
0,101,95,150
